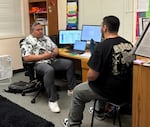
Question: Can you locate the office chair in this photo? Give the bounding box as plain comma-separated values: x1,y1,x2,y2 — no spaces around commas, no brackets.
19,39,44,103
49,34,59,47
21,62,44,103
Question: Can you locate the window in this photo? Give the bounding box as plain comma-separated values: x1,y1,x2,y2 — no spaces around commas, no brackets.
0,0,24,38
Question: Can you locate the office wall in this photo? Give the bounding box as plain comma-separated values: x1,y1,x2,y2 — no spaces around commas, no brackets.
78,0,136,43
58,0,136,43
0,1,64,71
0,0,136,70
58,0,66,30
0,1,65,71
0,1,30,70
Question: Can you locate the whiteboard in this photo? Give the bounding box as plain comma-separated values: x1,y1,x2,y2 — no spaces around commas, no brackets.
135,22,150,58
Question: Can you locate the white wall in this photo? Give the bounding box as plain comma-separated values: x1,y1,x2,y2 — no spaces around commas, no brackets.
58,0,66,30
0,0,136,70
0,0,66,71
0,1,30,70
58,0,136,43
78,0,102,27
79,0,135,43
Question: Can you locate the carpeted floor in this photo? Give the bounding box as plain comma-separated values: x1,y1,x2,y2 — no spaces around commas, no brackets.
0,72,132,127
0,95,54,127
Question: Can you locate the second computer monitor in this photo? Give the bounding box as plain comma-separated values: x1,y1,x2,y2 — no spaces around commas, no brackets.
59,30,82,45
81,25,102,43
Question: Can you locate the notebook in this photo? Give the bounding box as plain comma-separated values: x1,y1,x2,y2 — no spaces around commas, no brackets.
68,40,87,54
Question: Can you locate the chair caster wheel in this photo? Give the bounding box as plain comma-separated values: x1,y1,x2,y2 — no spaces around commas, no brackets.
31,99,35,103
22,92,25,96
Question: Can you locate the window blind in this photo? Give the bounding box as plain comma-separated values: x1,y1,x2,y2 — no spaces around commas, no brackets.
0,0,24,38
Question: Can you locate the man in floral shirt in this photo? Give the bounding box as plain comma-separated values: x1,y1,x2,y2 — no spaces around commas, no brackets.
20,22,76,113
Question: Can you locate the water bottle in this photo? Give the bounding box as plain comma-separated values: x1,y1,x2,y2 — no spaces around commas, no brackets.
90,39,95,54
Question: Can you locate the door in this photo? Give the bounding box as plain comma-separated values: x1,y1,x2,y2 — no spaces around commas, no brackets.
47,0,58,35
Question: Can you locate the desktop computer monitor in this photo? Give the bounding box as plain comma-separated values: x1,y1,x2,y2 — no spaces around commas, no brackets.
59,30,82,45
81,25,102,43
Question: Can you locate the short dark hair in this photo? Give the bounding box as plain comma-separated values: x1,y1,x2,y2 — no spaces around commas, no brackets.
31,22,41,31
103,15,120,33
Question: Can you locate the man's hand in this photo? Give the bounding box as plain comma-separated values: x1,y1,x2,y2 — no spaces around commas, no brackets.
23,51,51,62
23,48,58,62
51,48,59,57
42,51,51,59
43,50,57,59
51,51,57,58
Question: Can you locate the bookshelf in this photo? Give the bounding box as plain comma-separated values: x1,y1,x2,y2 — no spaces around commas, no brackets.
28,0,58,35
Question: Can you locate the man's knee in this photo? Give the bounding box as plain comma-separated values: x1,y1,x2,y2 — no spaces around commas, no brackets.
66,59,73,67
73,84,85,97
73,85,80,94
40,65,55,78
46,67,54,73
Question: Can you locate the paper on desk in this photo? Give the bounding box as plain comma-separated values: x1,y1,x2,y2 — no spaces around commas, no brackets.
143,60,150,66
80,52,91,58
133,59,145,64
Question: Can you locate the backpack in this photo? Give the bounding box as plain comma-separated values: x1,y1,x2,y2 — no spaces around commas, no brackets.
4,80,41,94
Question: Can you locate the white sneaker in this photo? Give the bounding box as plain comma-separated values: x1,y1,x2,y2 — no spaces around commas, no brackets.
62,118,80,127
62,118,69,127
88,106,94,114
48,101,60,113
67,90,73,96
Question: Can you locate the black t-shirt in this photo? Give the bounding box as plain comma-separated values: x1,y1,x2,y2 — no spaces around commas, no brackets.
88,36,133,103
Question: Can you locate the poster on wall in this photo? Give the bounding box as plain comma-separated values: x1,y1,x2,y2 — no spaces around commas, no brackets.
66,0,78,30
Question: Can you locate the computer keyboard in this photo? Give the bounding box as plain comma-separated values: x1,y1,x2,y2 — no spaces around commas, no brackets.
67,49,85,54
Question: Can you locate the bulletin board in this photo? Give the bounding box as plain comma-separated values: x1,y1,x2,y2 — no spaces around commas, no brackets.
66,0,78,30
136,0,150,37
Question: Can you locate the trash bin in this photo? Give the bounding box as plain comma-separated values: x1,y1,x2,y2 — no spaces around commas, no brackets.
0,55,12,81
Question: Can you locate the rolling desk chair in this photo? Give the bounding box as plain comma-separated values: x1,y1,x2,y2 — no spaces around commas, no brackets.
19,39,44,103
21,61,44,103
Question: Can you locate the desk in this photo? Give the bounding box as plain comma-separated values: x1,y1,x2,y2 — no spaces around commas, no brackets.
132,56,150,127
59,48,89,82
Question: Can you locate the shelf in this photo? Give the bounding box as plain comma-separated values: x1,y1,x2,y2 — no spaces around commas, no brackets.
29,11,47,14
28,0,58,35
29,0,46,3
